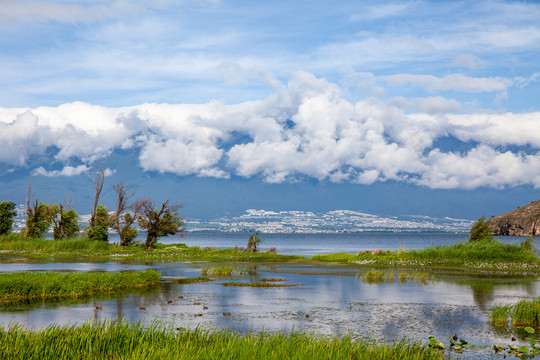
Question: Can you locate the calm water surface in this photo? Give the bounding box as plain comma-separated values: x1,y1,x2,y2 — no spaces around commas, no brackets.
1,233,538,359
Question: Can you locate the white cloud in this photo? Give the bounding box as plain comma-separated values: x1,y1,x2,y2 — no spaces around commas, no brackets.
1,72,540,190
0,0,139,23
380,74,512,93
451,54,486,70
32,165,90,177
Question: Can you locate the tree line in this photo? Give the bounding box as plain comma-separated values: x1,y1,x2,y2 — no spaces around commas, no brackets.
0,169,183,251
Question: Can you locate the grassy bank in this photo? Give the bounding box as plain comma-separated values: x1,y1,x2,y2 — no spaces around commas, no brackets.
0,319,445,360
0,234,538,274
312,239,540,273
0,270,160,304
0,234,302,262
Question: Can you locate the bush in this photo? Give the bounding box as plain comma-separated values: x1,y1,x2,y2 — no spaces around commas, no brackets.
469,215,493,242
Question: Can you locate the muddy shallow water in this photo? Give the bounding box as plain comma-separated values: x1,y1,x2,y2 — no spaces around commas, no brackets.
0,259,538,358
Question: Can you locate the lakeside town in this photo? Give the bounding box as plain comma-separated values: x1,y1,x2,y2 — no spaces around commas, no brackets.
11,204,473,234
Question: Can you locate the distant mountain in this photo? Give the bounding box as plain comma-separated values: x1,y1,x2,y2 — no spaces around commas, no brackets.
487,199,540,236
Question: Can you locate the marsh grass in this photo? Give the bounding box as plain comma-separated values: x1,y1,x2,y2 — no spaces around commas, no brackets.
260,278,288,282
170,277,213,285
0,234,302,263
220,282,303,288
0,270,160,304
512,298,540,326
358,271,432,284
201,266,235,276
0,319,445,360
490,304,512,326
490,298,540,327
405,240,537,263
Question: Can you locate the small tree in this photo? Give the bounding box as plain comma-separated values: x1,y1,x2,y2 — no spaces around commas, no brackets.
51,203,80,240
139,200,183,251
25,182,53,239
469,215,493,242
0,201,17,235
110,182,145,246
247,231,263,252
87,205,109,242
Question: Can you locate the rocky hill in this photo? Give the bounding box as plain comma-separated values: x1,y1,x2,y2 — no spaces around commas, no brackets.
487,199,540,236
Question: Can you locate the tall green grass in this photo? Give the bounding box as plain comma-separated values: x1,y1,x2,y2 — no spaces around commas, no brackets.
0,233,110,251
490,298,540,327
405,240,537,263
0,319,445,360
0,270,160,304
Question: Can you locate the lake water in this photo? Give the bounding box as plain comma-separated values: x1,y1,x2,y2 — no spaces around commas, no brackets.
1,232,538,359
154,231,530,256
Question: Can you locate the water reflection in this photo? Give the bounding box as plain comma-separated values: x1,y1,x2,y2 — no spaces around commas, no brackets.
0,260,539,359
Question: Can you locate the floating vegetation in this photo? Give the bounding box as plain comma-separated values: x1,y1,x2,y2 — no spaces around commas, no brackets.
260,278,288,282
200,266,248,276
0,270,161,305
490,297,540,327
220,282,303,288
0,319,445,360
357,271,433,284
171,277,213,285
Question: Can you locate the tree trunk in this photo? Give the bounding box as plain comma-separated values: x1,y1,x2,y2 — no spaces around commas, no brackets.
146,234,157,251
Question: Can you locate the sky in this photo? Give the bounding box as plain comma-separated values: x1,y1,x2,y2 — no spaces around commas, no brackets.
0,0,539,220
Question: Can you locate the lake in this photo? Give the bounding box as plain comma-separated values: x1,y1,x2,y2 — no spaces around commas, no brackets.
1,232,538,359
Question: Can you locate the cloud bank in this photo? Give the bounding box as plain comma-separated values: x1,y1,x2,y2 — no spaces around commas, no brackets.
1,72,539,190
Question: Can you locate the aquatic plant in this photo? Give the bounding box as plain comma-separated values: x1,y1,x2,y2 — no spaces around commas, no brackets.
512,298,540,327
260,278,288,282
0,319,445,360
489,304,512,326
490,297,540,328
201,266,235,276
171,277,213,284
0,270,160,304
220,282,303,288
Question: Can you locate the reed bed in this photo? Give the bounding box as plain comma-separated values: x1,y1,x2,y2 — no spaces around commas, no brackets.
0,270,160,304
0,319,445,360
220,282,303,288
171,277,213,284
200,266,234,276
490,298,540,327
260,278,288,282
489,304,512,326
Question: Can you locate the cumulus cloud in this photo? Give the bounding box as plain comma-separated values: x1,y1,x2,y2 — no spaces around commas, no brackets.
1,72,540,189
451,54,486,70
32,165,90,177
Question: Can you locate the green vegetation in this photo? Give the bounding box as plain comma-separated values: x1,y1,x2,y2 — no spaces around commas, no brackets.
489,304,512,326
260,278,288,282
312,239,540,273
25,201,53,239
201,266,235,276
469,216,494,242
87,204,110,242
0,234,301,263
51,205,80,240
247,231,263,252
0,270,160,304
221,282,303,287
0,201,16,235
171,277,213,284
0,319,444,360
138,200,183,251
490,297,540,327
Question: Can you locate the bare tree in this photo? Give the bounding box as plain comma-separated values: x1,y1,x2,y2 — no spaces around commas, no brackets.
139,200,183,251
89,167,105,228
110,182,146,246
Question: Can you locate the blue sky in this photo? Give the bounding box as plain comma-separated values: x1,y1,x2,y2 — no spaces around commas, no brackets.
0,0,539,219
